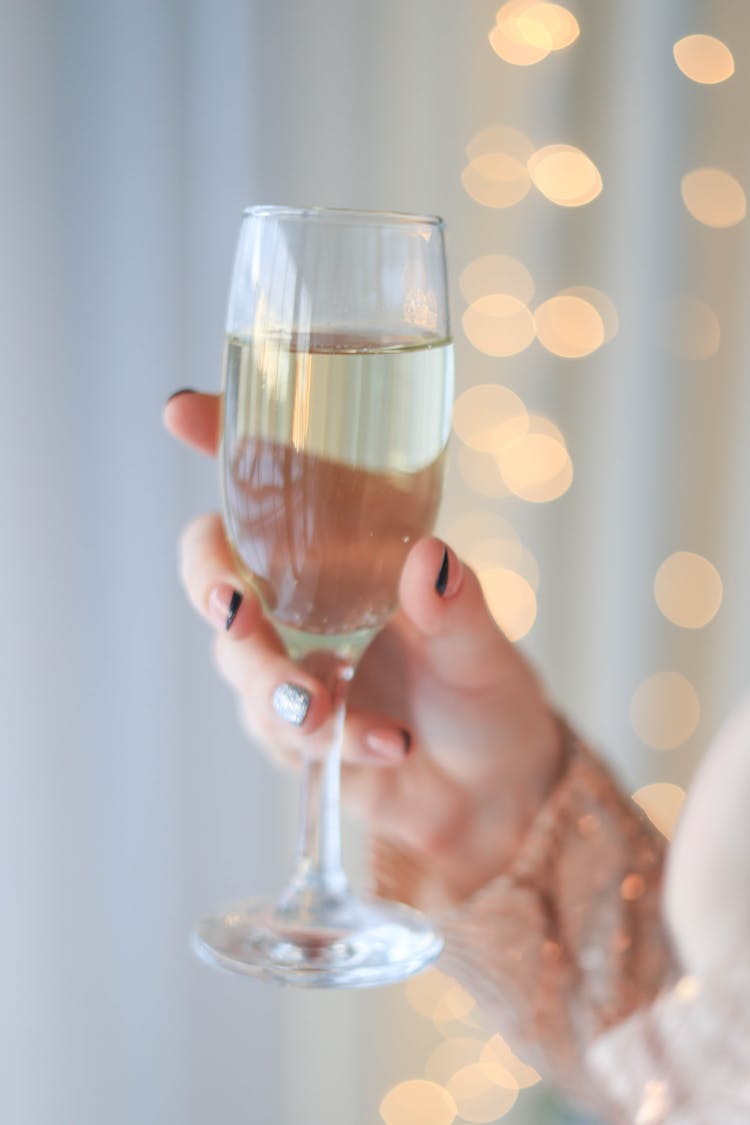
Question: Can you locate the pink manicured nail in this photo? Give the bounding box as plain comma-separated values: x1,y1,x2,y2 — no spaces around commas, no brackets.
365,728,412,763
208,584,243,631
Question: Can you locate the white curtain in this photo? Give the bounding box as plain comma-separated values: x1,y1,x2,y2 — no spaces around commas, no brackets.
2,1,748,1123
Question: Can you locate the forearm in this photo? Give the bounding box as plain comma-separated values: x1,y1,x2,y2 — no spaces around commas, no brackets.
373,727,676,1114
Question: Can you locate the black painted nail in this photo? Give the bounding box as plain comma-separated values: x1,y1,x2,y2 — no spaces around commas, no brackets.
166,387,195,403
225,590,243,631
435,547,449,596
401,729,413,755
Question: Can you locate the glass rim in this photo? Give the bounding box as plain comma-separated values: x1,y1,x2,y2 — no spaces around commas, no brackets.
241,203,445,228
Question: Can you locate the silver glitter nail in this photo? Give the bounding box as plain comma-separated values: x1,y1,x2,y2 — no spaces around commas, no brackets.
272,682,311,726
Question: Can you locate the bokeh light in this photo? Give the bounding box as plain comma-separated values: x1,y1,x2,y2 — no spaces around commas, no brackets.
463,294,536,356
681,167,746,228
452,384,529,453
460,254,535,306
528,144,602,206
446,1064,518,1122
630,672,700,749
654,551,723,628
477,567,537,641
425,1038,487,1086
673,34,734,85
468,536,540,591
496,415,573,502
456,443,511,498
405,969,475,1022
661,295,720,360
558,285,619,343
462,154,532,209
443,510,519,555
490,1,579,66
467,125,535,164
380,1080,456,1125
481,1034,541,1089
632,782,687,840
534,294,605,357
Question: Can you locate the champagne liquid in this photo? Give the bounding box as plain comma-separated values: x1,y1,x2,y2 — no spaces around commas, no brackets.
222,334,454,655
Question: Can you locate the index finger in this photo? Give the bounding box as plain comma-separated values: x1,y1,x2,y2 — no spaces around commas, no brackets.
163,390,221,455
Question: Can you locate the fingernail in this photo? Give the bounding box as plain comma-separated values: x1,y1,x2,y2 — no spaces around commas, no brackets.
208,584,243,631
435,545,463,598
166,387,195,404
365,728,412,762
272,683,312,726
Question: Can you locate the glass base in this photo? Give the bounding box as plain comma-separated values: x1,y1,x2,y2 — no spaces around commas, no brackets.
193,894,443,989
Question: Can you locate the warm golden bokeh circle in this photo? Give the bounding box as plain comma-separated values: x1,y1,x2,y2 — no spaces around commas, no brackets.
632,782,687,840
425,1038,487,1087
461,153,532,209
452,384,529,453
654,551,723,628
495,416,573,503
480,1035,541,1089
466,125,535,164
559,285,619,343
467,537,540,590
630,672,700,750
660,296,720,361
463,294,536,356
528,144,603,206
459,254,535,306
490,1,579,66
456,444,511,498
405,969,474,1021
442,510,520,555
681,167,747,228
379,1080,457,1125
477,567,537,641
673,34,735,85
534,294,605,357
446,1063,519,1122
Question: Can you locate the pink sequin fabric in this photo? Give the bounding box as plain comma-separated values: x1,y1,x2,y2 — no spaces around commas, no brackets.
373,732,684,1118
589,960,750,1123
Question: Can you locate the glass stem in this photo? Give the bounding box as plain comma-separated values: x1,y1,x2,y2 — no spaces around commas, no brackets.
274,652,356,925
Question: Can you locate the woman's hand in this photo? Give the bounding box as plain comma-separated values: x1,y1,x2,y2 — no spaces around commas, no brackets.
165,390,564,907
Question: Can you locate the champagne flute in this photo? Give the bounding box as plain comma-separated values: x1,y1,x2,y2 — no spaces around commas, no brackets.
194,205,454,987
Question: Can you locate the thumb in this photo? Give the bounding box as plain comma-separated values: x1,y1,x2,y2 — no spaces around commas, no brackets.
398,538,518,691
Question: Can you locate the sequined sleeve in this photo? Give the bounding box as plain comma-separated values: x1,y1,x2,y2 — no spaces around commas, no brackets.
372,734,677,1116
587,961,750,1123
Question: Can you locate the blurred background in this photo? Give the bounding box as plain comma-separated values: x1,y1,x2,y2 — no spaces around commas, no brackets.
3,0,749,1121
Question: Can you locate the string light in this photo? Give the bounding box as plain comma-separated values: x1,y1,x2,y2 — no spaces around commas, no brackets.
654,551,723,628
528,144,603,206
534,294,605,357
460,254,535,306
630,672,700,750
632,783,687,840
463,294,536,356
481,1035,542,1088
673,34,734,85
446,1064,519,1121
456,443,511,498
425,1038,488,1086
558,285,618,342
496,415,573,503
462,154,532,209
379,1080,457,1125
681,167,746,228
490,1,579,66
452,384,528,453
477,567,537,641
